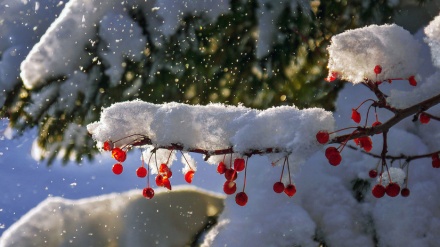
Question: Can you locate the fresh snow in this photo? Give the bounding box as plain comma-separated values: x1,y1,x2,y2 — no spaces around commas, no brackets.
87,101,335,172
2,2,440,247
327,24,422,83
0,186,224,247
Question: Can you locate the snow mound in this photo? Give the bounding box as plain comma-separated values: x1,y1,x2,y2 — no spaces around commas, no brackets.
0,186,224,247
327,24,421,83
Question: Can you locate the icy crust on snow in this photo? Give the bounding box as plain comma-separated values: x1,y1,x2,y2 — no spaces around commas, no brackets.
0,186,225,247
425,14,440,68
87,100,335,164
387,71,440,109
327,24,421,83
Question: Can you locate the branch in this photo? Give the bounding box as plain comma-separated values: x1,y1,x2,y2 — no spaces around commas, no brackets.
127,135,286,161
331,90,440,144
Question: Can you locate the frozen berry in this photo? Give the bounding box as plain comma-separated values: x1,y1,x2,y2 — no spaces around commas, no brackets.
432,153,439,161
316,130,330,144
284,184,296,197
184,170,195,184
143,187,155,199
217,161,227,174
385,182,400,197
401,188,410,197
103,141,113,151
225,169,238,181
273,181,285,193
235,192,248,206
155,174,164,187
111,148,127,163
351,109,361,123
408,76,417,86
374,65,382,74
234,158,245,172
369,169,378,178
223,181,237,195
136,166,147,178
419,113,430,124
372,184,385,198
112,163,123,175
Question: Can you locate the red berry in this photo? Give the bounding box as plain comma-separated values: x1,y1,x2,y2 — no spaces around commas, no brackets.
273,181,285,193
401,188,410,197
159,163,172,177
328,152,342,166
159,163,169,173
184,170,195,184
358,136,373,152
235,192,248,206
385,182,400,197
143,187,155,199
234,158,245,172
353,138,360,146
325,147,339,159
351,109,361,123
217,161,227,174
155,174,164,187
372,121,382,127
419,113,430,124
374,65,382,74
103,141,113,151
111,148,127,162
223,181,237,195
225,169,238,181
432,153,439,161
316,130,330,144
408,76,417,86
112,163,124,175
372,184,386,198
325,71,338,82
369,169,378,178
284,184,296,197
136,166,148,178
163,177,172,190
432,159,440,168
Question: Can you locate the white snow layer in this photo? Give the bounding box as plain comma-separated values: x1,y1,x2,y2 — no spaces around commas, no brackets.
327,24,421,83
0,186,224,247
87,101,335,169
425,13,440,68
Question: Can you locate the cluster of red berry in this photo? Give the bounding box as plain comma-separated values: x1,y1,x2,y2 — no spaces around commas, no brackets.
216,157,248,206
102,140,196,200
368,168,409,198
319,65,439,199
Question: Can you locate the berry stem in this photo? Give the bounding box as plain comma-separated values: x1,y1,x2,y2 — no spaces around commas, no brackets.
279,159,286,182
242,157,249,192
286,157,292,184
180,150,194,170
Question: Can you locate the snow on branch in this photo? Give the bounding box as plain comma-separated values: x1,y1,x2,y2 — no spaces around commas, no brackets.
327,24,421,83
87,101,335,165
